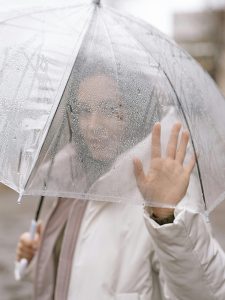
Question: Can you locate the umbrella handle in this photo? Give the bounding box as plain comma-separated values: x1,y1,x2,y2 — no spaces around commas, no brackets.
15,220,37,281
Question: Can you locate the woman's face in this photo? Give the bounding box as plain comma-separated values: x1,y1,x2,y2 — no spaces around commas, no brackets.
77,75,125,162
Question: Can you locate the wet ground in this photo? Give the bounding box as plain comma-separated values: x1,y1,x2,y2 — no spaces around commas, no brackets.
1,184,225,300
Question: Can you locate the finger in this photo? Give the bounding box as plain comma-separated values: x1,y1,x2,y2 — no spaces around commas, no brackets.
166,123,182,159
32,234,41,250
133,158,146,188
20,237,34,248
186,154,196,175
18,241,34,253
36,222,43,236
16,246,34,261
20,232,32,244
17,251,34,262
176,130,189,164
18,249,34,259
151,123,161,160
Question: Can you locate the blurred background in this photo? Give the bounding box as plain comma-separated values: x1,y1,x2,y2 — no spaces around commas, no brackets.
1,0,225,299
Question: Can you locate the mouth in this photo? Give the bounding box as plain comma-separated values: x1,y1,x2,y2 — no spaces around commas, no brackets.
86,136,110,148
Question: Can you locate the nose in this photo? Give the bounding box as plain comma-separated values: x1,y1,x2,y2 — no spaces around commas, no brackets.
87,112,99,130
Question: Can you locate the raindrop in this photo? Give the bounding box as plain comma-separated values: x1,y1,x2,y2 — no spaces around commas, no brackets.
17,194,23,204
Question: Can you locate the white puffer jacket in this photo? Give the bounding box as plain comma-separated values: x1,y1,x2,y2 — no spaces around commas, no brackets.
20,108,225,299
64,199,225,300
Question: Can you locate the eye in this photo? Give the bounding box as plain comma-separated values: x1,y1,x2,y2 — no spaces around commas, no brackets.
77,105,91,115
101,105,123,120
101,106,117,116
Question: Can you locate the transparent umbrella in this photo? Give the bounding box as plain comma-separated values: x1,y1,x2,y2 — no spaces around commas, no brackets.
1,0,225,215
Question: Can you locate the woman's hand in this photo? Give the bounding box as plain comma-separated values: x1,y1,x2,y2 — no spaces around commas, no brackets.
16,222,42,263
133,122,196,219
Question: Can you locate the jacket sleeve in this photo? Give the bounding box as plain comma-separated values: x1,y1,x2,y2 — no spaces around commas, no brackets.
144,208,225,300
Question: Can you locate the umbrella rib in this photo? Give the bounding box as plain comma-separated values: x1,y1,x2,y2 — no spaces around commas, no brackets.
21,7,95,196
7,43,43,183
119,23,207,211
17,149,23,174
33,108,74,221
0,4,88,25
67,106,73,143
99,11,119,86
161,71,207,210
141,85,158,128
35,9,98,189
34,104,69,196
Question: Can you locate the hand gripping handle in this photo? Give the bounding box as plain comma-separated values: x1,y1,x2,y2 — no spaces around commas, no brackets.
15,220,37,281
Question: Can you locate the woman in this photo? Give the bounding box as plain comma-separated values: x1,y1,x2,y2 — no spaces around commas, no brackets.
16,72,225,300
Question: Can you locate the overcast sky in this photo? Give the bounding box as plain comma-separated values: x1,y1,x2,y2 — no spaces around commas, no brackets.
1,0,225,35
106,0,225,35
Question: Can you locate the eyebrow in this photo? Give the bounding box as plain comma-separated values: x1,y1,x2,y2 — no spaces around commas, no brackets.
99,99,123,108
76,102,90,109
76,98,123,109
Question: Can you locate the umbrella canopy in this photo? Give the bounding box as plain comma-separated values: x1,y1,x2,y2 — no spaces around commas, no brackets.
1,0,225,213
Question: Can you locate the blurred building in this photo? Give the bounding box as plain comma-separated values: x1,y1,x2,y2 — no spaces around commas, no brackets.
174,9,225,96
